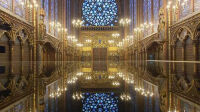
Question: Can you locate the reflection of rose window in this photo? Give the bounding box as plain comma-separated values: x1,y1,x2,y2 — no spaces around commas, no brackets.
82,93,118,112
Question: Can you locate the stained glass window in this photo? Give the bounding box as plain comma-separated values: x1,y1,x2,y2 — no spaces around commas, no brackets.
143,0,148,37
0,0,11,9
51,0,55,35
82,93,118,112
194,0,200,11
143,0,148,23
55,0,58,37
82,0,118,26
41,0,44,8
0,0,32,23
134,0,137,28
66,0,71,33
14,0,25,17
153,0,159,32
160,0,163,7
25,0,33,23
180,0,191,18
44,0,49,32
130,0,134,32
148,0,152,34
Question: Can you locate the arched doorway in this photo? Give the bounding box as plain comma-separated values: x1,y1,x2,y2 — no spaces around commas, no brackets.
43,42,56,61
175,40,183,75
23,40,31,74
184,37,194,75
13,37,22,74
23,40,30,61
42,42,56,73
147,42,162,60
0,34,10,75
185,37,194,61
0,34,9,62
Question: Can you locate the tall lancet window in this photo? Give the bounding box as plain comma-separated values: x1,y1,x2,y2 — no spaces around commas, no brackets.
195,0,200,11
82,0,118,26
134,0,137,28
50,0,55,35
143,0,148,37
44,0,49,32
55,0,58,37
148,0,152,34
14,0,25,17
180,0,191,18
130,0,134,32
153,0,159,32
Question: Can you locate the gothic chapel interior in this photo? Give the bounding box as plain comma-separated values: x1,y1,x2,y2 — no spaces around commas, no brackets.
0,0,200,112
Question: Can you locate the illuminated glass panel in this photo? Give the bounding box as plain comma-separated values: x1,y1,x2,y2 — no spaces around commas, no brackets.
160,0,163,7
194,0,200,11
130,0,134,31
41,0,44,8
14,0,25,17
134,0,137,28
0,0,11,9
180,0,191,18
55,0,58,37
143,0,148,37
66,0,71,33
82,93,118,112
148,0,151,23
26,0,33,23
148,0,152,34
44,0,49,32
153,0,159,32
143,0,148,23
82,0,118,26
51,0,55,35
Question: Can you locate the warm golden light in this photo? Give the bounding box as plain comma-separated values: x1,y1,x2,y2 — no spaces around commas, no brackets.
72,19,84,28
119,18,131,26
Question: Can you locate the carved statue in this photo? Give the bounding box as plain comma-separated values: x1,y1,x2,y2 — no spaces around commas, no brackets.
158,7,166,40
39,8,46,41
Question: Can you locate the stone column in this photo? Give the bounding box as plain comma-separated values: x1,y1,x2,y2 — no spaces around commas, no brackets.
37,42,43,61
193,40,198,74
172,45,175,72
36,42,43,75
21,43,24,74
182,42,185,72
193,40,198,60
21,43,24,61
29,45,33,70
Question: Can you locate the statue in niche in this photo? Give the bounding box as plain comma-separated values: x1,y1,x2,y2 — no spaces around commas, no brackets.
158,7,165,41
177,28,188,42
39,8,46,41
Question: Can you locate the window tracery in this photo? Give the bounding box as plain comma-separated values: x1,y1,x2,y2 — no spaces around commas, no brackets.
82,0,118,26
0,0,11,9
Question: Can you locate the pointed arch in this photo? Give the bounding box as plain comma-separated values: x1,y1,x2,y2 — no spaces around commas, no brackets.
172,26,193,45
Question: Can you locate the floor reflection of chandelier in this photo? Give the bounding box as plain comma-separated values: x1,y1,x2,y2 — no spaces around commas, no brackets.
120,93,131,101
112,81,120,86
72,92,83,100
135,87,154,97
49,87,68,98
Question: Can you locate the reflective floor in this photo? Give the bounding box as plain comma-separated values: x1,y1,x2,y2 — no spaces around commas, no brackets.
0,61,200,112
